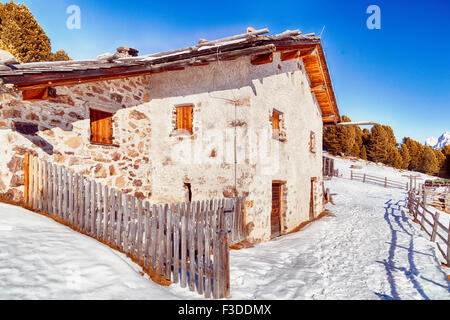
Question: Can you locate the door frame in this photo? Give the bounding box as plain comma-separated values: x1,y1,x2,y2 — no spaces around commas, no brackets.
271,180,286,239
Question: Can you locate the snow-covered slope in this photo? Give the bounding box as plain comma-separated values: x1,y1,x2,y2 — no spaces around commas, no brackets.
426,132,450,150
0,202,179,300
0,156,448,300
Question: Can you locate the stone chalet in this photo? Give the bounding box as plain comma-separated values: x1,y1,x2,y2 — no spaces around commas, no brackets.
0,28,340,243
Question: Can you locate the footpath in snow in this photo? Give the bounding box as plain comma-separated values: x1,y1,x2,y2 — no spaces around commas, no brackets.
223,156,450,300
0,155,449,299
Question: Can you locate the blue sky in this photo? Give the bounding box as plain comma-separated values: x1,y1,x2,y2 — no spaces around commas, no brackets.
4,0,450,144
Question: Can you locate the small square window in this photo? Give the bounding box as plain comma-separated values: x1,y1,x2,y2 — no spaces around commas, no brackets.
310,131,316,153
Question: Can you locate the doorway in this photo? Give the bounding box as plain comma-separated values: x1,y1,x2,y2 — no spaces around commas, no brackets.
271,182,283,238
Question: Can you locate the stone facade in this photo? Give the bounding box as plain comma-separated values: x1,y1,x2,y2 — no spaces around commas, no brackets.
0,51,324,243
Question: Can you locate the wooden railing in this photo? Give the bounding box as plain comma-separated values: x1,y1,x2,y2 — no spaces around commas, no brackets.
323,156,338,178
350,171,409,190
407,188,450,267
24,153,246,299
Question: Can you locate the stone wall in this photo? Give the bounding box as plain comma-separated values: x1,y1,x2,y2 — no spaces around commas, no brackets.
0,76,152,202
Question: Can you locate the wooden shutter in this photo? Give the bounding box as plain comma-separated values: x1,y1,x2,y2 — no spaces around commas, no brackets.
176,105,193,134
272,111,280,139
90,109,113,145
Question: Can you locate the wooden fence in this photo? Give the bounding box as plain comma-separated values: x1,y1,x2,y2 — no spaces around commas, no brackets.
350,171,409,190
24,153,246,299
323,156,338,178
422,185,450,213
407,188,450,267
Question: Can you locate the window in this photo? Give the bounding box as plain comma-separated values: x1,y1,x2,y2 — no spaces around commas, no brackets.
310,131,316,153
175,105,193,135
251,52,274,65
272,111,280,139
22,87,56,101
90,109,114,145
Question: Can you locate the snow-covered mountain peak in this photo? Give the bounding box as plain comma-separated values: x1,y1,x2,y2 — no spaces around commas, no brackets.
425,132,450,150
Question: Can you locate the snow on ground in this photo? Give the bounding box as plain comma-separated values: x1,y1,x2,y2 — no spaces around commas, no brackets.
0,155,449,300
0,202,179,300
224,156,449,300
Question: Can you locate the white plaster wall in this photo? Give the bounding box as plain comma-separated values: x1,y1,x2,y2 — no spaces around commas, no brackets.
146,52,324,242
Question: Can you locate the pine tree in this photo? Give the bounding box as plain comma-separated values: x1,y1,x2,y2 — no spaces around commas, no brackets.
0,1,71,62
360,145,368,160
418,146,440,175
433,149,446,174
399,143,411,170
442,145,450,176
367,125,390,163
403,137,424,171
387,146,403,169
323,115,355,156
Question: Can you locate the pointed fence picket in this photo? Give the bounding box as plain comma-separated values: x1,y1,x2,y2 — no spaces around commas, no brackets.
23,153,245,299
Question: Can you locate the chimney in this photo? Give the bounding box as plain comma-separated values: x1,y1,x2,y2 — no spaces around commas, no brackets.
116,46,139,58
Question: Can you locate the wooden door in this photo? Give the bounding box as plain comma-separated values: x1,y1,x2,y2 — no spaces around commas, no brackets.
310,178,317,220
271,182,282,238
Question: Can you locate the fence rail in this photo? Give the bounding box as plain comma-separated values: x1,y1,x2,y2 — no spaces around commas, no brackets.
407,188,450,267
350,171,409,190
24,153,246,299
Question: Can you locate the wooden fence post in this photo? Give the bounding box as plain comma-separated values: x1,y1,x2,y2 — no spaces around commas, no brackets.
384,177,387,188
447,221,450,267
431,212,440,242
24,154,29,205
350,170,353,180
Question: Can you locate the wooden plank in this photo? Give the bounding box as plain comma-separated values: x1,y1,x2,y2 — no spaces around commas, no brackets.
122,194,129,254
158,204,166,276
67,171,73,227
173,204,180,284
197,201,205,295
129,196,136,258
46,161,52,215
110,189,116,247
151,204,157,272
41,160,47,213
83,179,90,233
144,201,150,269
37,158,42,210
189,201,197,292
96,182,103,240
24,154,30,205
204,200,212,299
180,203,187,288
33,157,38,210
72,173,78,227
90,181,96,237
447,221,450,267
103,185,109,242
222,231,230,298
116,192,123,250
431,212,441,242
166,203,174,281
137,198,143,263
57,165,62,218
78,175,85,232
213,227,220,299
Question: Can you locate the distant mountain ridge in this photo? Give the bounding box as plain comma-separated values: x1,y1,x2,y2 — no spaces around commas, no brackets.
425,132,450,150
